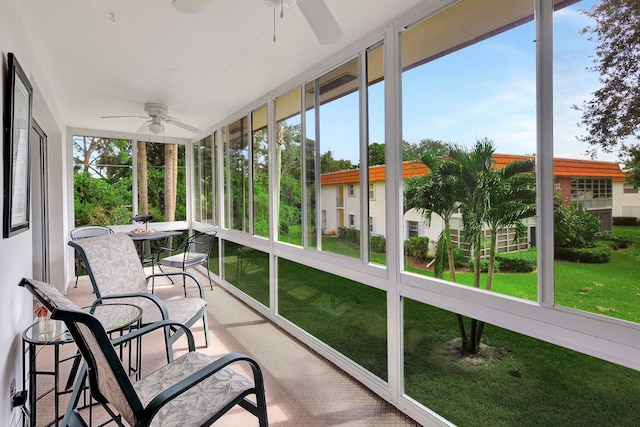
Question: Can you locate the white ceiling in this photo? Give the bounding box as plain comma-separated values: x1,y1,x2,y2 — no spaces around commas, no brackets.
16,0,428,139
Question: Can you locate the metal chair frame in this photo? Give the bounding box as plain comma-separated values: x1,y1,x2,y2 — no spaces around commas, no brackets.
19,278,268,427
157,232,216,290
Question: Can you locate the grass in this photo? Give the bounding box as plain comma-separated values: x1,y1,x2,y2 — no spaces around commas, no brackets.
404,299,640,426
266,225,640,425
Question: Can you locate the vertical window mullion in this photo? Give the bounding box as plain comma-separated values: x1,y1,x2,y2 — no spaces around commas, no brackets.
536,0,554,307
359,51,369,263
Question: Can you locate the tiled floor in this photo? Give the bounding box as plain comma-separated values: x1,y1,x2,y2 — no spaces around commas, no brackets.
33,272,421,426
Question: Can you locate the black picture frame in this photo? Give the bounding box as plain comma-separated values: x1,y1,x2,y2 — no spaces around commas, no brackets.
3,52,33,238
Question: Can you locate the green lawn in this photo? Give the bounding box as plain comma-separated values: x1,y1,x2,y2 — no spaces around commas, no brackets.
267,225,640,426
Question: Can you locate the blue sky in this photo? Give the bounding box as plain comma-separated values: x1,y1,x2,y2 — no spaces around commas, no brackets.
319,0,615,164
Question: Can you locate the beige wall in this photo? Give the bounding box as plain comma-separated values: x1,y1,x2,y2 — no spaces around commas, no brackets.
1,2,68,424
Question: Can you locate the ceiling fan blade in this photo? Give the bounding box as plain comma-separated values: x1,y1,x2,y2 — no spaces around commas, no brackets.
172,0,214,14
296,0,343,45
165,118,201,134
137,120,152,133
101,115,148,119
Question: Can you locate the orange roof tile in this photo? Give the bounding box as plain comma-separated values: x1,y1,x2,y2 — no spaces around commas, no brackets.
319,154,626,184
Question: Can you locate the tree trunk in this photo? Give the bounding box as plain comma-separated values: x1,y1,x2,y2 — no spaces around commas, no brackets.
444,221,469,353
444,222,456,283
137,141,149,215
474,321,485,351
275,124,284,234
164,144,178,222
486,228,497,291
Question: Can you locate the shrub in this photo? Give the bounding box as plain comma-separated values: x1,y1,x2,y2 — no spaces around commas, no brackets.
454,247,466,267
338,226,346,239
613,216,639,226
443,247,467,269
405,237,431,261
554,203,601,248
370,235,386,253
596,232,632,250
495,248,537,273
554,242,612,263
338,227,360,244
468,258,499,273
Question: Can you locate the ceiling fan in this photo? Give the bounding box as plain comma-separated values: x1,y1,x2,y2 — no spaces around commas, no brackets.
101,103,201,135
171,0,343,45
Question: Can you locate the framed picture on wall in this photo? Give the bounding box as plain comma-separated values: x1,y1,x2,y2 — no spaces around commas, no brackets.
3,52,33,238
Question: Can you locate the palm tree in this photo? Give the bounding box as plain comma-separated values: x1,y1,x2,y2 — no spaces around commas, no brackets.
405,151,459,281
405,151,470,351
440,140,495,291
484,160,536,291
405,139,536,355
438,139,535,354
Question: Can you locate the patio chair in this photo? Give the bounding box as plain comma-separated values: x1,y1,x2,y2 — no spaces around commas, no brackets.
156,231,216,290
69,225,113,288
19,278,268,427
68,232,209,361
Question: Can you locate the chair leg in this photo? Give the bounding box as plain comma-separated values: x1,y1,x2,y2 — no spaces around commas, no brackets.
207,266,213,290
158,263,175,284
182,273,187,298
202,312,210,348
164,326,174,363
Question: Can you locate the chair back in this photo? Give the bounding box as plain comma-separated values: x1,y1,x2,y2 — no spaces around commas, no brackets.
184,232,216,264
70,225,113,240
69,233,148,297
19,278,142,425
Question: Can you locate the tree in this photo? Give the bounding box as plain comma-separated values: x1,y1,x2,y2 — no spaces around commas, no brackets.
73,136,131,180
624,145,640,188
405,151,459,283
320,150,355,173
438,140,495,354
137,141,149,216
404,150,468,350
575,1,640,163
483,159,536,291
403,139,447,161
275,122,303,236
369,142,386,166
164,144,178,222
408,139,536,355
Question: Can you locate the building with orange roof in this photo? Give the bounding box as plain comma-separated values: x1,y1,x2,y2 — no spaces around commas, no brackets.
319,154,632,255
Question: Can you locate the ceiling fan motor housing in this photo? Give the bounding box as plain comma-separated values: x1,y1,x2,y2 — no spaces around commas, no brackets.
144,103,168,118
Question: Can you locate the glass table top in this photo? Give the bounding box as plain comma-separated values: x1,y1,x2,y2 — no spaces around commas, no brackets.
23,303,142,345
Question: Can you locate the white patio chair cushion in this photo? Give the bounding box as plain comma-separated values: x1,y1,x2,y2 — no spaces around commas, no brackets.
159,252,207,269
134,351,254,427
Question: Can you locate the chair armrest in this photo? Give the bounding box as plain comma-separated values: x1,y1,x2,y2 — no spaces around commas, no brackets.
93,292,170,320
146,271,205,299
156,237,188,255
109,320,196,351
143,353,264,420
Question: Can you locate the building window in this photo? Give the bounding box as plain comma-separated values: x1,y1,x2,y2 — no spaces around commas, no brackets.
348,184,355,197
623,183,638,194
407,221,419,238
369,216,374,233
571,178,612,208
369,183,375,200
348,214,355,227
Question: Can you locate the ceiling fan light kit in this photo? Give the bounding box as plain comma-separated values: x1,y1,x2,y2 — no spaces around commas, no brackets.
148,120,164,135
